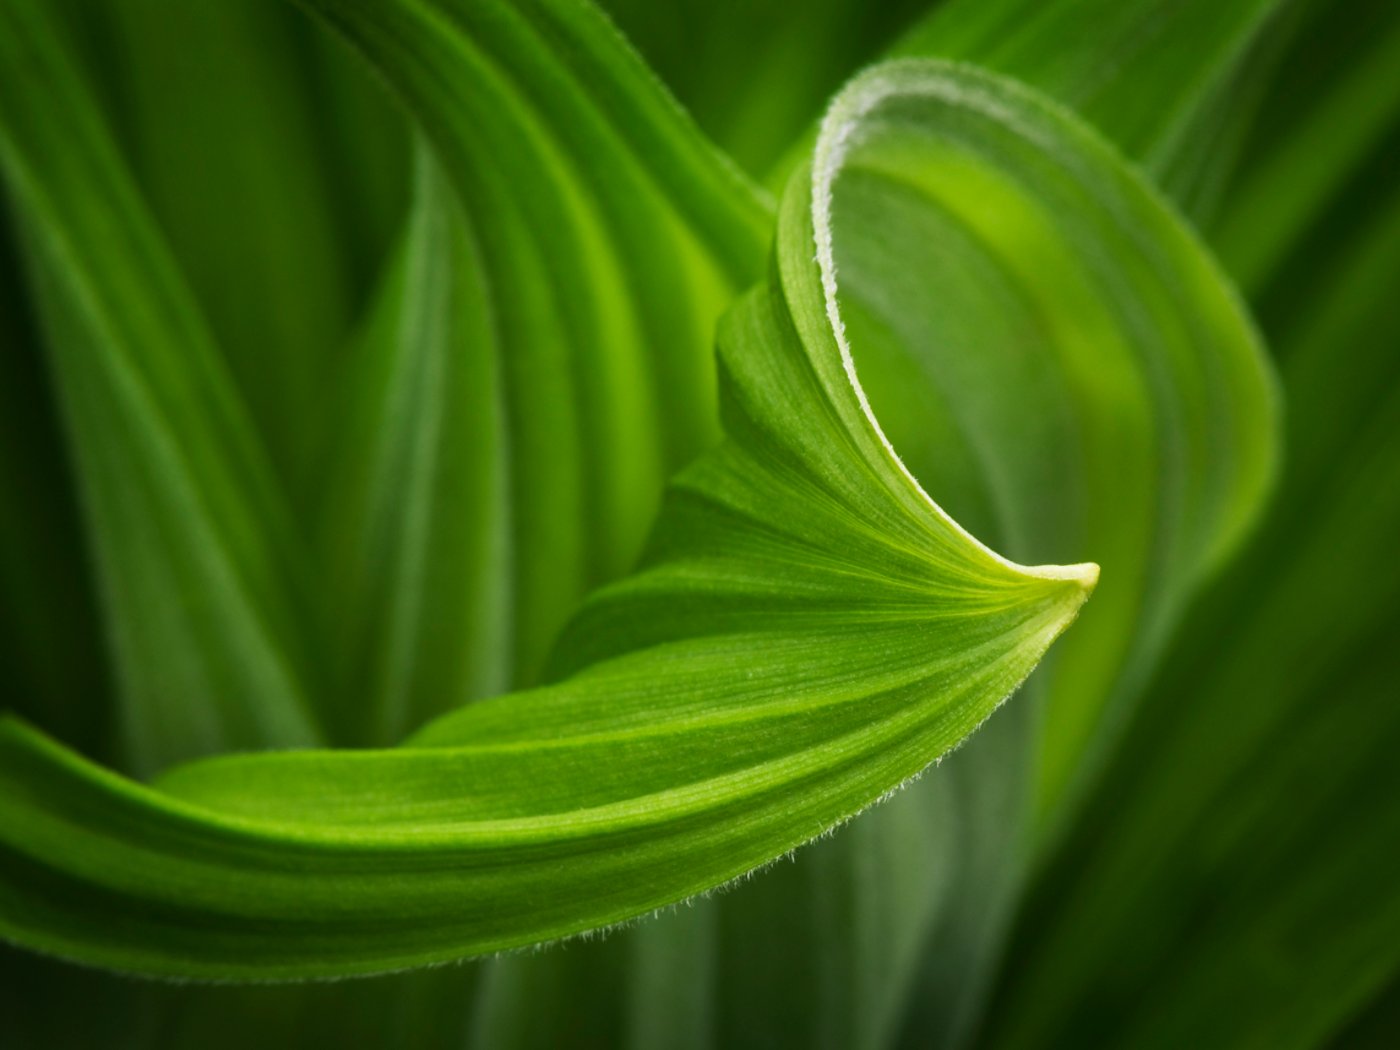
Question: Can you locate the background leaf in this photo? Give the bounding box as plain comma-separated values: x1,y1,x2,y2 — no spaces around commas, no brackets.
980,1,1400,1038
600,0,931,177
299,0,773,687
0,204,109,759
1212,0,1400,295
984,151,1400,1050
316,146,512,745
0,0,323,773
57,0,407,488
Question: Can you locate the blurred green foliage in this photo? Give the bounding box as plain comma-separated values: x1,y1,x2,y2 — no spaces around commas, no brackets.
1,0,1398,1047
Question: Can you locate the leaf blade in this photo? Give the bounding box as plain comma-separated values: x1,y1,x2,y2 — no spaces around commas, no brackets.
0,0,322,772
0,59,1118,982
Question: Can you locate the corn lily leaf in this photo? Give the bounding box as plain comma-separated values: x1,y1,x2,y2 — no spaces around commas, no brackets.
52,1,406,483
984,40,1400,1046
895,0,1289,191
694,5,1295,1040
694,52,1281,1049
315,146,514,745
299,0,773,689
0,56,1117,978
1213,0,1400,295
0,39,1285,995
665,6,1292,1046
0,0,323,774
0,0,1332,1047
989,176,1400,1050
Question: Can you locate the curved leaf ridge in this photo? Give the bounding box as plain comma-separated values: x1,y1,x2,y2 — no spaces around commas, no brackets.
0,60,1104,980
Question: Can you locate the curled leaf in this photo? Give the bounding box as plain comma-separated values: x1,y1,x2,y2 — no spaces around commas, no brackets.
0,59,1107,982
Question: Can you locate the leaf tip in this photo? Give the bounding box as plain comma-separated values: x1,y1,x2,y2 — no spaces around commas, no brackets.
1018,559,1099,621
1057,561,1100,593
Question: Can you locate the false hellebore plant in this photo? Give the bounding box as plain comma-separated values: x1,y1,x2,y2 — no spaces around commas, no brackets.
1,0,1398,1047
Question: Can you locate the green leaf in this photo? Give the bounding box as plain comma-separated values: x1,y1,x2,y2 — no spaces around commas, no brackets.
895,0,1289,196
697,55,1280,1050
56,0,407,484
0,0,322,773
0,57,1113,983
1212,0,1400,295
0,210,110,757
666,6,1294,1044
0,0,1310,1041
599,0,930,177
817,64,1280,831
983,127,1400,1050
315,146,512,745
298,0,773,684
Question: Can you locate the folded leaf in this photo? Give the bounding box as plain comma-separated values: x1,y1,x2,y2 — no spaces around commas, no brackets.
984,133,1400,1050
299,0,773,684
0,55,1288,1002
696,57,1281,1050
0,2,1299,1047
689,7,1295,1043
0,55,1113,982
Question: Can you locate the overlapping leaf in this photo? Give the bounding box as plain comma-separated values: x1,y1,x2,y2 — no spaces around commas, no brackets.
983,5,1400,1037
316,148,512,744
301,7,1283,1031
8,1,1377,1048
987,172,1400,1050
693,56,1280,1050
0,0,321,773
698,2,1292,1034
61,0,405,482
299,0,772,690
0,41,1284,1003
0,60,1112,978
